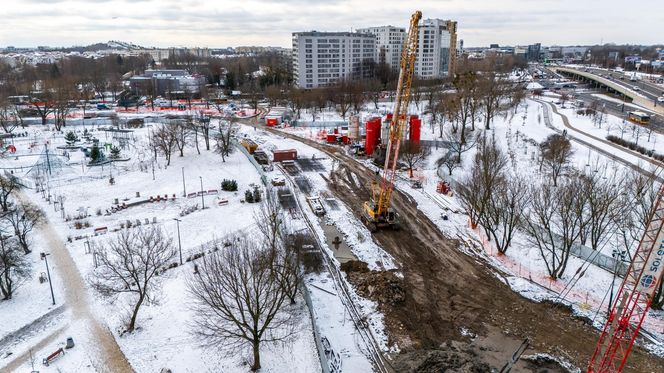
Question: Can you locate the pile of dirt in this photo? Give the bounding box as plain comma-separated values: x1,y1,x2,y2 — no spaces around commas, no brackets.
342,262,406,307
393,342,491,373
340,259,369,273
283,133,664,372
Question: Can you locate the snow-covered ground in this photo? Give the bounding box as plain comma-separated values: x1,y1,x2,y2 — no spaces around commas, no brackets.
0,118,322,372
273,96,664,356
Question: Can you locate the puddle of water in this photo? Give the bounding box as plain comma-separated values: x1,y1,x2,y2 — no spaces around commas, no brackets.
320,221,357,264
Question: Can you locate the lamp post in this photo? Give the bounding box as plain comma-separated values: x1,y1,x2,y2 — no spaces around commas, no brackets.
181,167,186,197
199,176,205,209
173,218,183,264
40,252,56,305
608,248,626,316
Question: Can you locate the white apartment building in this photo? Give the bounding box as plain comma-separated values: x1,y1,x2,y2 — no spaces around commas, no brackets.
292,31,376,88
415,19,456,79
356,26,406,73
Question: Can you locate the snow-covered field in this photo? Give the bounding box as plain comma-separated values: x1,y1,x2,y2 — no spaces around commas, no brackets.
0,119,323,372
2,81,663,372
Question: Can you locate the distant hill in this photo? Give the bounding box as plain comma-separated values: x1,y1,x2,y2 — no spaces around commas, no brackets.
48,41,148,53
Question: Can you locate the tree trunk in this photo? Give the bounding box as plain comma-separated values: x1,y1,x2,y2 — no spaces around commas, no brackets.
128,294,145,332
251,340,261,371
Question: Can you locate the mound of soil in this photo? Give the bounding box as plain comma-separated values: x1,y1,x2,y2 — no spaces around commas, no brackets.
342,263,406,307
393,342,491,373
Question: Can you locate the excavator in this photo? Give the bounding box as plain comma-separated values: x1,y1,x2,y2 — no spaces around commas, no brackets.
361,11,421,232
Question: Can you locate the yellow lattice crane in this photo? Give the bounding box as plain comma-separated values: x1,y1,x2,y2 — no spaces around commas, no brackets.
362,10,421,232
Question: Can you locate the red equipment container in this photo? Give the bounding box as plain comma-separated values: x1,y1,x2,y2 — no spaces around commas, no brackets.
365,118,381,156
273,149,297,162
409,117,421,145
386,113,393,122
326,134,336,143
341,135,349,144
266,118,278,126
333,128,339,134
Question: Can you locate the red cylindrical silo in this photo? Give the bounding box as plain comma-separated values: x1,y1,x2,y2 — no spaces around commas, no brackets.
409,117,421,145
365,118,381,156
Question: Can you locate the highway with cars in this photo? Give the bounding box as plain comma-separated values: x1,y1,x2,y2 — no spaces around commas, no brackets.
580,66,664,102
534,64,664,133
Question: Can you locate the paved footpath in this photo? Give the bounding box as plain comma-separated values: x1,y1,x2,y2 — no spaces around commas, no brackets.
1,192,134,373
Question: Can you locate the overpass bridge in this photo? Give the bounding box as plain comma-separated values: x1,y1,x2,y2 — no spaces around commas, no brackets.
553,66,664,116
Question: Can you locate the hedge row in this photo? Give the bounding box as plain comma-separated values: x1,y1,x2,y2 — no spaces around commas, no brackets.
606,135,664,162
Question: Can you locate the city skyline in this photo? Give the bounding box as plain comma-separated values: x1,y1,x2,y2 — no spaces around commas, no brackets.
0,0,662,48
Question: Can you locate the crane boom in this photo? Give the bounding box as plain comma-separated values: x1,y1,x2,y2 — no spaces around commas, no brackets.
362,10,421,231
588,184,664,372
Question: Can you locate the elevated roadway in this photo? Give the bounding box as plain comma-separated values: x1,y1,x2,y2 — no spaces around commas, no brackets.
553,66,664,116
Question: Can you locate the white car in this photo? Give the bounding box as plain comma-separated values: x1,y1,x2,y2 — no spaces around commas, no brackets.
658,97,664,103
632,86,640,91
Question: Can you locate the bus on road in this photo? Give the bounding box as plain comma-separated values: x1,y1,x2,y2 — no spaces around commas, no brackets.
628,111,650,125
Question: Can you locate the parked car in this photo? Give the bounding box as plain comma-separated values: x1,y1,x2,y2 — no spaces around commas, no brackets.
632,86,640,91
658,97,664,103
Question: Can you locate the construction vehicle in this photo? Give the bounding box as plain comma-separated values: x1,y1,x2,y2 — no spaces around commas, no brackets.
361,10,421,232
587,184,664,372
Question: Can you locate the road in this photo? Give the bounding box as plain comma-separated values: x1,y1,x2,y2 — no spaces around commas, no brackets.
533,99,664,182
1,192,134,373
574,90,664,133
551,66,664,116
580,67,663,101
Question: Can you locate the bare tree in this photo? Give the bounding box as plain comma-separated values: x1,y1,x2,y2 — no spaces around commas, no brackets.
0,174,23,212
90,226,176,332
523,180,586,279
444,125,478,164
187,236,294,371
153,124,177,166
481,175,528,254
540,133,574,187
52,78,75,131
476,71,514,130
399,140,431,178
287,88,305,119
29,93,55,127
215,118,236,162
4,201,45,254
0,99,23,134
0,234,31,300
329,81,352,120
578,164,623,251
172,120,191,157
456,134,508,230
437,152,460,176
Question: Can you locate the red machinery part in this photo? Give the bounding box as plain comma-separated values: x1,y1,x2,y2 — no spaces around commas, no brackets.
365,118,381,156
266,118,278,126
409,117,421,144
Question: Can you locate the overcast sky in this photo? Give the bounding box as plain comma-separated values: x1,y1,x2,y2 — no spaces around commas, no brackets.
0,0,662,48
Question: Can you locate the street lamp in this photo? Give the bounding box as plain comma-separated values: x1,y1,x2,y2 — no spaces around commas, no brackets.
40,252,56,306
181,167,187,197
608,248,626,315
199,176,205,209
173,218,183,264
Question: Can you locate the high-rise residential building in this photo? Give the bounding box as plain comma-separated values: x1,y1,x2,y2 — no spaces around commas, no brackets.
414,19,457,79
356,26,406,73
292,31,376,88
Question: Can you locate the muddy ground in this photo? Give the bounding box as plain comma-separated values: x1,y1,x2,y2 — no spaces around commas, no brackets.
327,158,664,373
254,125,664,373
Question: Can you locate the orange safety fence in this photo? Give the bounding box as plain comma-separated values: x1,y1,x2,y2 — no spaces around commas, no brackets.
471,221,664,334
